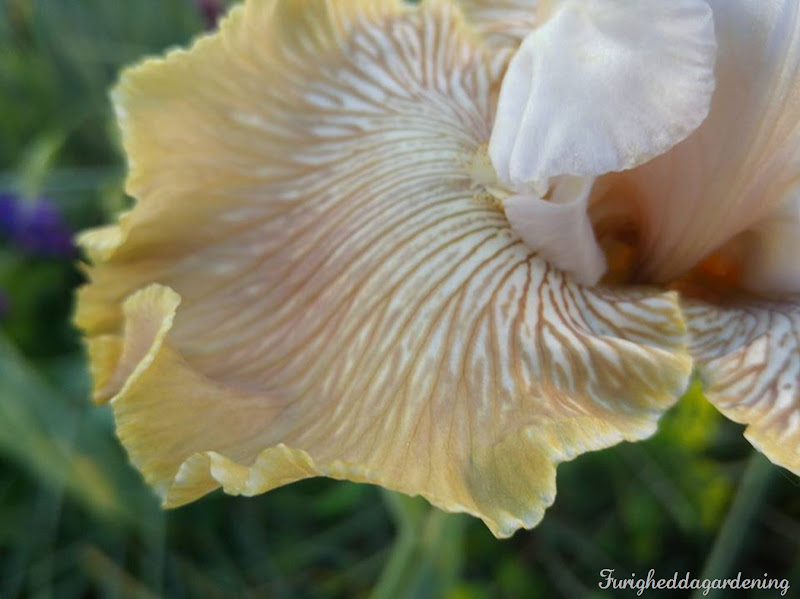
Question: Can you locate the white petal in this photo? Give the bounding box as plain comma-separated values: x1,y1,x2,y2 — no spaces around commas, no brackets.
489,0,716,190
613,0,800,286
503,176,606,285
740,186,800,294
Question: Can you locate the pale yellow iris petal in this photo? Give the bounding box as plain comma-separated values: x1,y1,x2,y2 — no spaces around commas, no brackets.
99,285,318,505
77,0,693,537
685,298,800,475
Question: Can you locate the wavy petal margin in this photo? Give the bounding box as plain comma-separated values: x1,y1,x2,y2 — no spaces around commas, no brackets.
685,298,800,475
77,0,692,537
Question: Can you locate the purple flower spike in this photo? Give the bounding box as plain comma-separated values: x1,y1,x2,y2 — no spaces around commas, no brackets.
0,193,76,259
194,0,224,30
18,200,76,258
0,193,17,237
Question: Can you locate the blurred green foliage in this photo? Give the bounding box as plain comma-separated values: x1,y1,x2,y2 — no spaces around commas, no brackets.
0,1,798,597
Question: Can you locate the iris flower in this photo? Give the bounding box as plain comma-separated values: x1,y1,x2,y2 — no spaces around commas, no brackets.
76,0,799,538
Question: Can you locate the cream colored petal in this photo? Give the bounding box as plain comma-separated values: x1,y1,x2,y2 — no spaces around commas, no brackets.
685,297,800,475
456,0,537,48
612,0,800,287
489,0,716,190
502,176,606,285
739,186,800,295
78,0,692,537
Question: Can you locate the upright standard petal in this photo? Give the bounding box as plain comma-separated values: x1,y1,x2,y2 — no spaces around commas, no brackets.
740,187,800,295
77,0,692,537
489,0,716,190
608,0,800,287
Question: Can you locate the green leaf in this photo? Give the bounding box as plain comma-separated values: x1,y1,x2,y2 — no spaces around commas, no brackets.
372,491,467,599
0,333,159,531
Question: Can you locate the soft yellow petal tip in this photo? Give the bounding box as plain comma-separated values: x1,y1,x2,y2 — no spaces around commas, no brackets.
78,224,126,263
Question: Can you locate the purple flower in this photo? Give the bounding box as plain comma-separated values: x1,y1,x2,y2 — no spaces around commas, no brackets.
0,193,76,259
194,0,224,30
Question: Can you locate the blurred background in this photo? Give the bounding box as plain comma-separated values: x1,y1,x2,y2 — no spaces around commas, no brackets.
0,1,798,597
